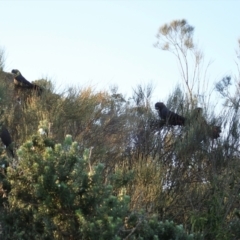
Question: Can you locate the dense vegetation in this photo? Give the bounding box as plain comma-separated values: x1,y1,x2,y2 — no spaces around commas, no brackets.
0,20,240,239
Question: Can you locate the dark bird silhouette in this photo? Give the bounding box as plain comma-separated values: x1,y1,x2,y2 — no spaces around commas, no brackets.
0,126,14,157
11,69,43,93
209,125,221,139
155,102,185,126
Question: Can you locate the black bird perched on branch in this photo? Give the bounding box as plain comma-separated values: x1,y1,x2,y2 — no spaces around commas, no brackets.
210,126,221,139
11,69,43,93
0,126,14,157
155,102,185,126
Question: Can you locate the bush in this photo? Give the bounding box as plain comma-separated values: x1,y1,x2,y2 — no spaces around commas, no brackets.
1,134,130,239
0,131,200,240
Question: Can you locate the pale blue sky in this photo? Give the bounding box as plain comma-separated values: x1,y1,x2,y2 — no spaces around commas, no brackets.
0,0,240,102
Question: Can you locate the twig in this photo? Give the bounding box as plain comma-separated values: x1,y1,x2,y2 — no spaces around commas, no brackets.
123,220,141,240
88,146,94,173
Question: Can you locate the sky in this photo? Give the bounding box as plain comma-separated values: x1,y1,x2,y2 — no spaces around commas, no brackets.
0,0,240,103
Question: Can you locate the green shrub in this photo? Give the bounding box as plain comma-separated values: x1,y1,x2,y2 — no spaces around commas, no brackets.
1,134,130,239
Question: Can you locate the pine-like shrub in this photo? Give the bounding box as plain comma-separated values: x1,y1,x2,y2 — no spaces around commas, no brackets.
1,133,130,239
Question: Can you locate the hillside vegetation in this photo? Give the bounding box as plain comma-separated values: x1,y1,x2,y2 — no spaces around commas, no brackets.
0,20,240,239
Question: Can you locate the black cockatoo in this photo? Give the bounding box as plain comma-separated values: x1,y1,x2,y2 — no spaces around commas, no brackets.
155,102,185,126
210,126,221,139
0,126,14,157
11,69,42,93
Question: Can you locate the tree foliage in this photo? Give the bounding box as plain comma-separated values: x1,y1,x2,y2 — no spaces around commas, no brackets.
155,19,212,108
